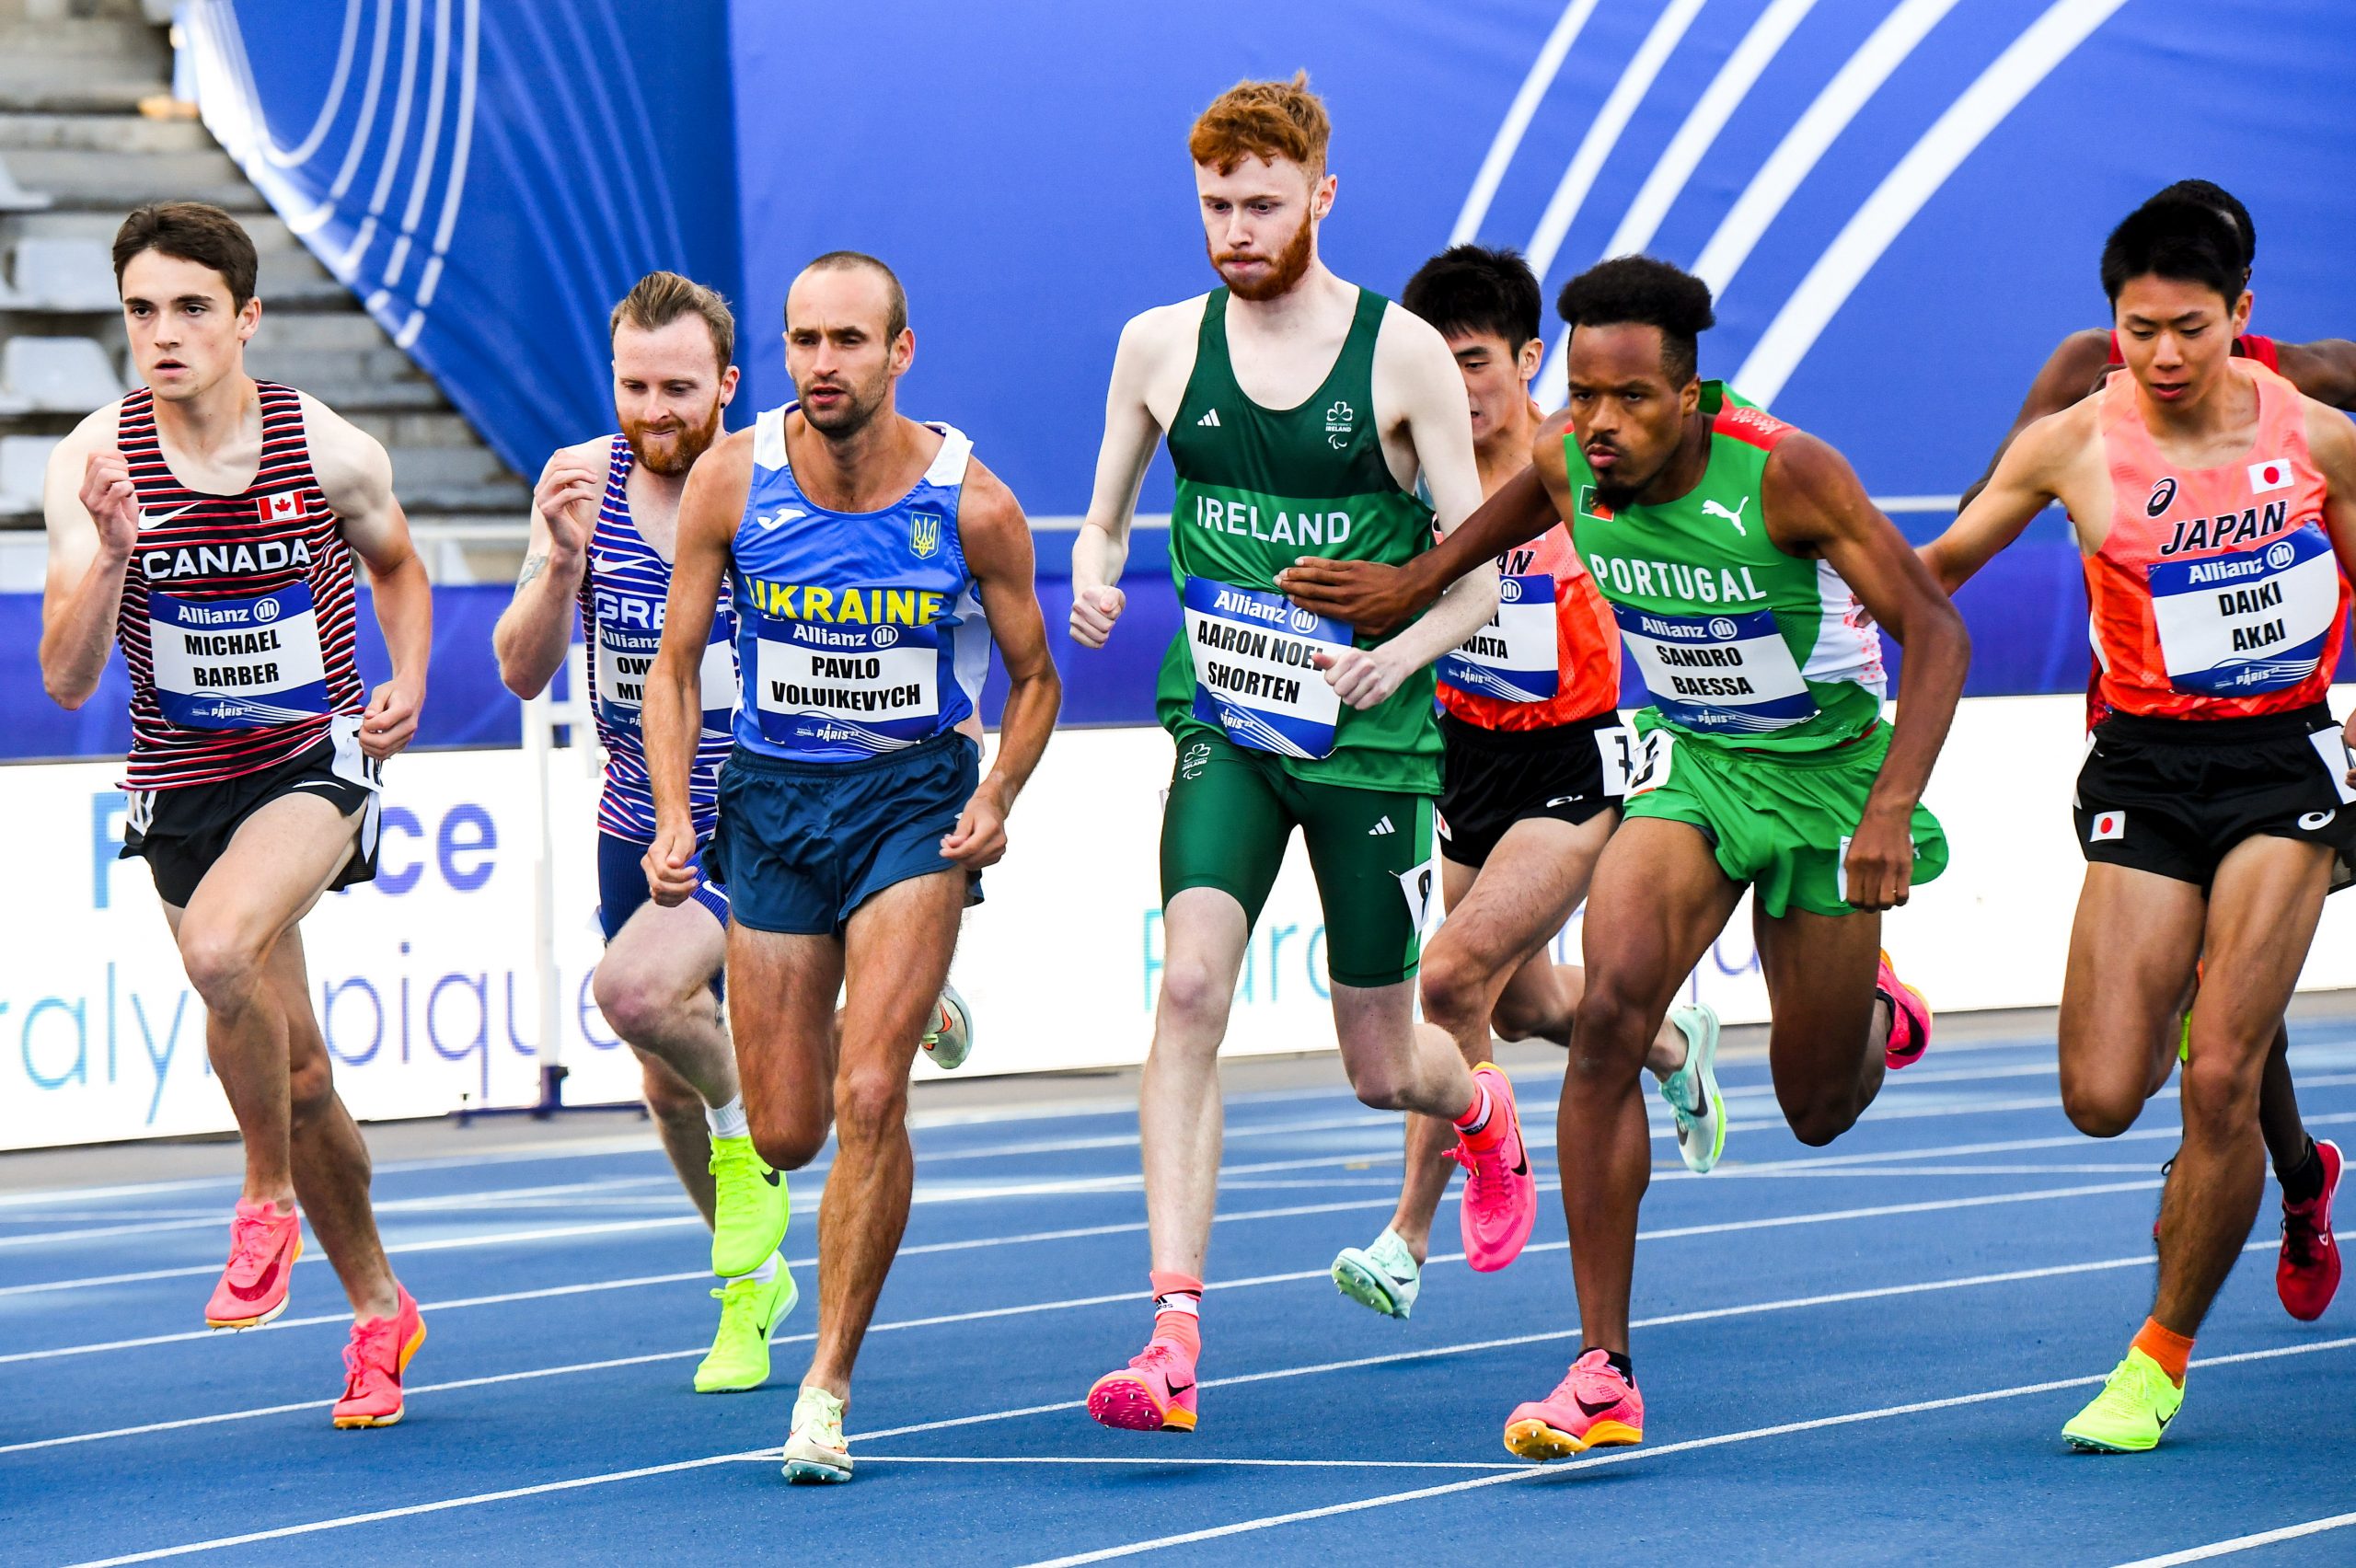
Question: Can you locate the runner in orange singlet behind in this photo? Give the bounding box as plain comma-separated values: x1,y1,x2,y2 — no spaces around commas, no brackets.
1925,196,2356,1452
1327,248,1723,1322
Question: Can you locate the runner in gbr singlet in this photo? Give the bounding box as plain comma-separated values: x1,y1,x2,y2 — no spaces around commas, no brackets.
1925,195,2356,1453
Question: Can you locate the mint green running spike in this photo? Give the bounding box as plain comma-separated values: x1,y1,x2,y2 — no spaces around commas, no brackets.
1332,1228,1420,1319
922,985,974,1071
1660,1003,1727,1174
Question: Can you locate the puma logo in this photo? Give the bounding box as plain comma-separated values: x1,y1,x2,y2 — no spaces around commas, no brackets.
1701,497,1750,536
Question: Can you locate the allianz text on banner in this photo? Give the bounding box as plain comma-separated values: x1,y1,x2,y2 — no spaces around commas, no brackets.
13,690,2356,1149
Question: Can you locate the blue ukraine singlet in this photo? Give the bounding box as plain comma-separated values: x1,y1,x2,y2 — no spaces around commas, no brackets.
729,404,990,763
580,434,737,839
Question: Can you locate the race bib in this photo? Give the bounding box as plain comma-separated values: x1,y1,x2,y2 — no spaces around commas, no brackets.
595,614,734,732
147,583,330,729
751,611,939,755
1437,572,1558,702
1184,578,1346,760
1594,723,1635,798
1624,728,1675,796
2148,525,2339,696
1613,603,1816,735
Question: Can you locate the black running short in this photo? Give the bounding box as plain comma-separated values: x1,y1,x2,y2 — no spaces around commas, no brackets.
1437,709,1629,868
2073,704,2356,890
121,735,382,908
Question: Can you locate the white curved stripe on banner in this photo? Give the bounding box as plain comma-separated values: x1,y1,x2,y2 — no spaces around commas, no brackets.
1447,0,1605,247
1690,0,1964,298
408,0,479,329
1733,0,2135,407
1523,0,1709,282
260,0,364,168
385,0,455,287
324,0,394,206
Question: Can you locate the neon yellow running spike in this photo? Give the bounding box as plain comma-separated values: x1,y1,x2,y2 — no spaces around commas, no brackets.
694,1265,798,1393
2062,1347,2184,1452
709,1135,790,1279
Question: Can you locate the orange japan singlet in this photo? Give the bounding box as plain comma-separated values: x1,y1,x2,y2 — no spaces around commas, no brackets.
2084,360,2346,721
1435,518,1623,731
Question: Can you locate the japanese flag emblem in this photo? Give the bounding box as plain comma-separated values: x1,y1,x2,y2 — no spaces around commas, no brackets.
2248,459,2293,493
259,491,306,524
2089,810,2127,843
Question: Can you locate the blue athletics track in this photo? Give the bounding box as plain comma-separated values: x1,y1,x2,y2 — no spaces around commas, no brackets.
6,1009,2356,1567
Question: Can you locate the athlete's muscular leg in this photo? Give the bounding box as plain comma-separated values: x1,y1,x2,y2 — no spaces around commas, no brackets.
802,870,964,1402
1751,905,1887,1147
595,898,735,1221
271,928,398,1318
726,926,844,1173
1564,819,1743,1353
2154,837,2332,1335
1140,888,1250,1280
2057,865,2205,1138
1391,815,1684,1262
168,794,367,1208
2258,1023,2309,1174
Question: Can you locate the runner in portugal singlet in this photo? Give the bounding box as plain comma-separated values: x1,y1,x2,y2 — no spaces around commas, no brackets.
115,380,382,904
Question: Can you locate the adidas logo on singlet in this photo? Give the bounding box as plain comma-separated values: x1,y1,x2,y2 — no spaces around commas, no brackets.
1369,815,1395,836
1197,409,1221,428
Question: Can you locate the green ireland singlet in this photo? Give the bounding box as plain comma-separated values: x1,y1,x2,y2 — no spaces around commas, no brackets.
1567,383,1886,755
1156,287,1440,794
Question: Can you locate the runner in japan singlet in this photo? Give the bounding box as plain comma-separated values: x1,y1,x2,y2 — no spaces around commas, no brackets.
2084,359,2348,720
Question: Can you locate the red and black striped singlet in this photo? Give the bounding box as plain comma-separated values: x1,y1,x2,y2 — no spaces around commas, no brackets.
115,382,365,790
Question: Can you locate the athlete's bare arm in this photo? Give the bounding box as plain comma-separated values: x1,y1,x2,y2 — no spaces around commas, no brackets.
36,403,133,708
643,427,750,905
2278,339,2356,411
493,438,610,698
1957,329,2113,512
1316,306,1498,710
306,395,431,763
1920,401,2105,594
941,458,1061,869
2302,403,2356,774
1068,301,1200,649
1761,433,1969,910
1279,409,1568,637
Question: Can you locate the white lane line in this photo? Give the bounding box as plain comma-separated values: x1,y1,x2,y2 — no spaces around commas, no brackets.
4,1178,2177,1448
0,1176,679,1251
858,1456,1522,1471
2110,1511,2356,1567
66,1253,2329,1564
1021,1330,2356,1566
1,1174,2162,1372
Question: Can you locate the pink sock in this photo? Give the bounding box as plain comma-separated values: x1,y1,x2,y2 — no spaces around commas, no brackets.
1149,1269,1202,1360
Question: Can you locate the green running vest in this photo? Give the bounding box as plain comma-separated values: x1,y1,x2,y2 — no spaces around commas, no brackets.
1566,383,1886,754
1157,286,1440,792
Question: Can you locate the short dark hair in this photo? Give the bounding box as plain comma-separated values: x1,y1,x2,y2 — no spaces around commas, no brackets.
2100,197,2245,306
2151,179,2254,269
610,271,734,370
1401,245,1542,355
111,202,259,309
1554,255,1715,384
794,250,907,340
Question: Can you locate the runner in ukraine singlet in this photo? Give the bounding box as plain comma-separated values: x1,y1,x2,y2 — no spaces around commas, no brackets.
582,432,737,841
1159,286,1440,791
116,381,366,790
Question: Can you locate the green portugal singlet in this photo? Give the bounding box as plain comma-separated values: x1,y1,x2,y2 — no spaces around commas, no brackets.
1566,384,1887,755
1565,383,1946,917
1156,287,1442,795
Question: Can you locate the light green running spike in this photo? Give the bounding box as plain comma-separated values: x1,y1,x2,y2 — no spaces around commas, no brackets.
1659,1003,1727,1175
2062,1348,2184,1452
1331,1228,1421,1319
923,985,974,1071
694,1264,798,1393
709,1135,789,1279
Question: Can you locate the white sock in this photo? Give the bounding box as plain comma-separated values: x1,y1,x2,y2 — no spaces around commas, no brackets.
730,1251,781,1286
706,1095,748,1141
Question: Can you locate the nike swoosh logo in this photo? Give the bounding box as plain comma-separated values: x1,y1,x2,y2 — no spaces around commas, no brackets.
228,1255,286,1302
1573,1393,1623,1417
1164,1378,1195,1397
143,502,203,526
761,1169,781,1188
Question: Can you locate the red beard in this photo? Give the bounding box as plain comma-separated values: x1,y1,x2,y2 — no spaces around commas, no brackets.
1212,214,1314,302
